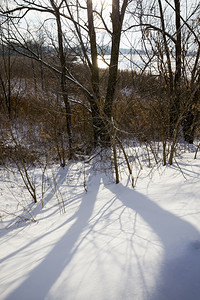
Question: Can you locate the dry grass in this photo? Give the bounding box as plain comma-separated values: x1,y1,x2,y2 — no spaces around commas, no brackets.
0,55,199,165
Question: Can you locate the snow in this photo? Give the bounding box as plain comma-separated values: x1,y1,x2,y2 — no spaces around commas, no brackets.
0,151,200,300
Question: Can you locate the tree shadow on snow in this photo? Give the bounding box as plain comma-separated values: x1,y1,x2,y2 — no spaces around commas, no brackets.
4,173,200,300
0,163,81,237
0,165,85,266
105,181,200,300
5,173,102,300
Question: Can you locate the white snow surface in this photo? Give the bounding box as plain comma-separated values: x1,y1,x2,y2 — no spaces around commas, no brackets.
0,152,200,300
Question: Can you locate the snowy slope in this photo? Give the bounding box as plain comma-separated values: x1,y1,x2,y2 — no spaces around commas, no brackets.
0,152,200,300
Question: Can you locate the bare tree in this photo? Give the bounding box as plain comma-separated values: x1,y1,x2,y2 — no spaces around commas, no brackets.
64,0,130,145
49,0,73,161
1,0,131,150
128,0,200,163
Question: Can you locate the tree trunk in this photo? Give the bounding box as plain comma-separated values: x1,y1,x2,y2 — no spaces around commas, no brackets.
182,76,200,144
170,0,181,137
104,0,121,121
103,0,128,144
51,0,73,161
87,0,105,147
182,53,200,144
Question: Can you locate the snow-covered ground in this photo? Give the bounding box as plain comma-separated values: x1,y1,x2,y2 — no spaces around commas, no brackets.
0,150,200,300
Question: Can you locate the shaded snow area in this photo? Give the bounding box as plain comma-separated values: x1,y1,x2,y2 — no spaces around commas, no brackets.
0,153,200,300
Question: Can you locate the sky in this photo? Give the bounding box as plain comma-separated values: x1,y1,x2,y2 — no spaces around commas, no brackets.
1,0,199,53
